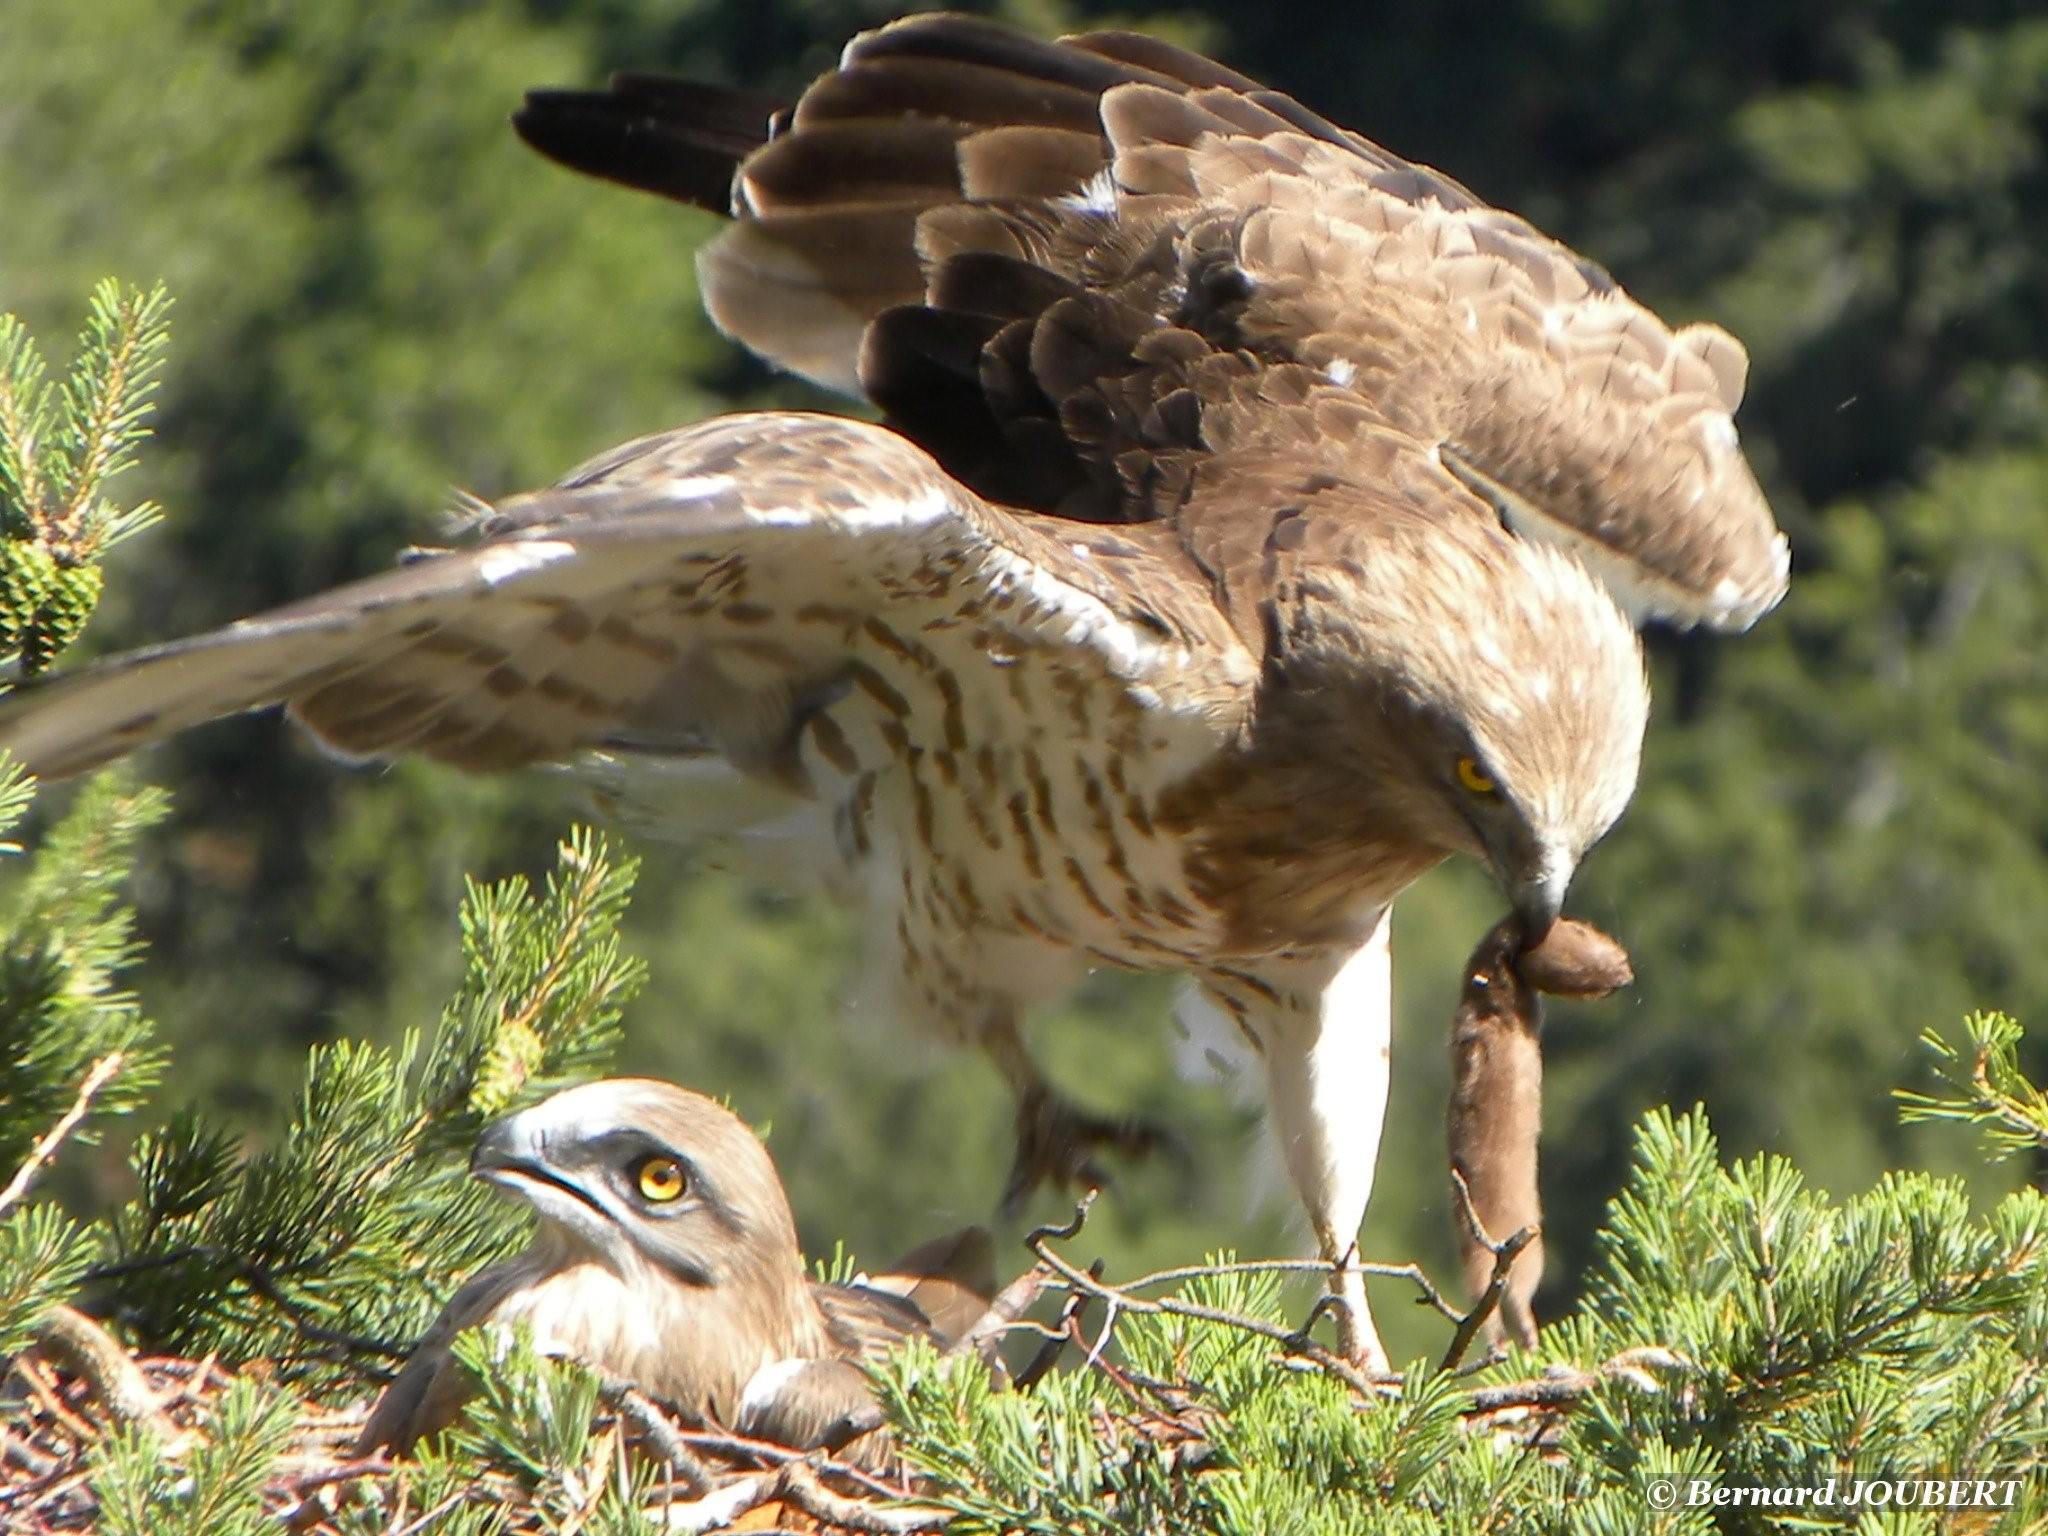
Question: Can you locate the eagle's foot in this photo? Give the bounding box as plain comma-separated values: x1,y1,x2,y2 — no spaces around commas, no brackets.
1327,1248,1395,1378
998,1086,1185,1218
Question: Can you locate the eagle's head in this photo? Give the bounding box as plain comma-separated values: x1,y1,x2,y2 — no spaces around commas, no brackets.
1284,502,1650,941
471,1077,806,1294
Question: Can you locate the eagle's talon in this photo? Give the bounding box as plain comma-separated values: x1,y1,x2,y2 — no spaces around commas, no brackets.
999,1087,1186,1218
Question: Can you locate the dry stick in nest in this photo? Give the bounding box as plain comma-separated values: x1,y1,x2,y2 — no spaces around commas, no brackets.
652,1459,951,1536
1460,1346,1693,1422
1023,1194,1393,1399
597,1379,717,1497
951,1261,1050,1369
27,1306,185,1447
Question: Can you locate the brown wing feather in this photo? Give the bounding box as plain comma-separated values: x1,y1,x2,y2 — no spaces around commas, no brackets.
514,14,1787,629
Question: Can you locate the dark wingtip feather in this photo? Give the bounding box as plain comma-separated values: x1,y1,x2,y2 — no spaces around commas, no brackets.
512,80,786,214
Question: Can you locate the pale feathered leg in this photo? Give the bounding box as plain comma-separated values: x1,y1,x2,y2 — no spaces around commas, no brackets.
1242,917,1395,1373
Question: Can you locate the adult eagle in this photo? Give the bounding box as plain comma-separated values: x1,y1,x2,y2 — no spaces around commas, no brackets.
0,15,1786,1367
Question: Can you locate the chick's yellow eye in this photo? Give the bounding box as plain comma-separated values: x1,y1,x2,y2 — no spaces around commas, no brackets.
1455,755,1497,796
635,1156,687,1203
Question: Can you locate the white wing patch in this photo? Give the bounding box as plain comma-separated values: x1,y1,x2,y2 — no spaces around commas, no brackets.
746,483,952,531
476,541,577,585
738,1357,812,1423
1055,167,1119,218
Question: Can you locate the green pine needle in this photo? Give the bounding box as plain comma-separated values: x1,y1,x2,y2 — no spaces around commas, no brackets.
0,278,172,675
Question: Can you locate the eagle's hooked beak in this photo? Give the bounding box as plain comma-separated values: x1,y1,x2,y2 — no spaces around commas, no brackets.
1508,853,1571,947
1476,824,1572,948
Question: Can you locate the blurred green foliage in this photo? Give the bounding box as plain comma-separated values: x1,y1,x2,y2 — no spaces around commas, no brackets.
3,0,2045,1369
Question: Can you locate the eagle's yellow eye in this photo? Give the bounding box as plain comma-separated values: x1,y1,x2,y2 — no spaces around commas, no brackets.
1455,755,1497,796
635,1156,687,1203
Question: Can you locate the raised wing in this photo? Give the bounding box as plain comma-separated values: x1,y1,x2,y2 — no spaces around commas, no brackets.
515,13,1788,630
0,415,1249,785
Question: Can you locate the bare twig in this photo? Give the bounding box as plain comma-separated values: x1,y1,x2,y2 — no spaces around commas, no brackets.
0,1053,124,1218
1024,1195,1389,1399
650,1466,784,1534
1015,1257,1099,1390
951,1262,1051,1368
596,1378,715,1496
1120,1254,1457,1292
1439,1168,1539,1373
1462,1346,1690,1415
651,1457,950,1535
1,1427,57,1477
390,1490,472,1536
85,1244,409,1362
668,1426,915,1502
273,1455,393,1529
13,1354,97,1446
776,1462,951,1533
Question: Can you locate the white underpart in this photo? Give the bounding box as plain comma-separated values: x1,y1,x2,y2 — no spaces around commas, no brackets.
490,1264,661,1365
1248,916,1395,1371
1055,167,1119,218
841,550,1236,1035
476,541,576,584
1172,983,1254,1085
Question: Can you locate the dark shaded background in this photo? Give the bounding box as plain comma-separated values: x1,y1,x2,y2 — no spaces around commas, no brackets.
5,0,2045,1364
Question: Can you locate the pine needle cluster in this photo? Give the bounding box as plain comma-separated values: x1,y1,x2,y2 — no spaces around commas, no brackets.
0,280,170,677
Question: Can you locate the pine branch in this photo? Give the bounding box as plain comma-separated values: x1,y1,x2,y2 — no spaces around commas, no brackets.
0,312,52,536
0,1202,93,1357
94,831,643,1377
0,769,169,1169
1897,1011,2048,1157
0,279,171,676
48,280,173,552
0,1052,125,1217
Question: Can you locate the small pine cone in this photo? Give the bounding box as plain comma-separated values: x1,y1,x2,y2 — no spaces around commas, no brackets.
4,547,103,677
0,540,58,667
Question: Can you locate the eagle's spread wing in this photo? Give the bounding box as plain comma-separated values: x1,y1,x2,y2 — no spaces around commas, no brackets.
516,13,1787,630
0,414,1251,783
